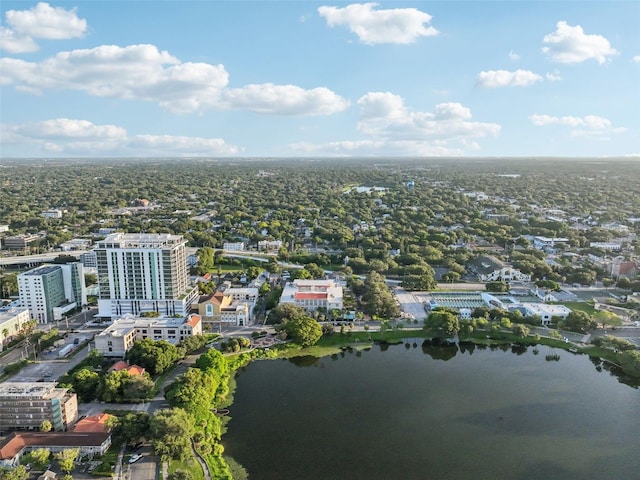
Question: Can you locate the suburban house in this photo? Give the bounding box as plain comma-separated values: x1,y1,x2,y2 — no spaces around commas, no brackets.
467,255,531,282
279,279,343,312
94,313,202,357
107,361,146,376
0,432,111,468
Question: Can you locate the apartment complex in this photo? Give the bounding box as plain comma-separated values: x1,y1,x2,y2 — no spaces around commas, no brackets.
94,313,203,357
279,279,344,312
17,263,86,324
0,383,78,434
95,233,198,318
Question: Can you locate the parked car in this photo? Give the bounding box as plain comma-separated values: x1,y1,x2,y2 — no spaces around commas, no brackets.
128,454,142,464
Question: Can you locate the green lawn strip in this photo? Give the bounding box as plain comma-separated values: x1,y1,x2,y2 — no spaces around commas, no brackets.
553,301,597,315
203,454,232,480
169,457,205,480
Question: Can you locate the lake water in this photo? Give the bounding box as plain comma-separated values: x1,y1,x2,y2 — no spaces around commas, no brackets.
224,341,640,480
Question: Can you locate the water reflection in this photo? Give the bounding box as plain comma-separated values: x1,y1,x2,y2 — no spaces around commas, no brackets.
421,339,458,361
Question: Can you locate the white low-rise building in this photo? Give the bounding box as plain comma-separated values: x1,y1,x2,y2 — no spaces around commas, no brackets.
258,240,283,251
589,242,621,251
279,279,343,312
518,303,572,326
0,307,30,351
223,242,245,251
94,313,203,357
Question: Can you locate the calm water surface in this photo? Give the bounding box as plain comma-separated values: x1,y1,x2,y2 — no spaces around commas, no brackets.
224,341,640,480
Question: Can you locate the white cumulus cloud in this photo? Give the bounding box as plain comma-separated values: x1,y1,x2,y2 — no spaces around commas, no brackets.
0,118,238,156
318,3,438,45
508,50,520,61
545,70,562,81
530,113,626,139
632,55,640,63
0,43,347,116
221,84,349,116
357,93,500,141
542,21,618,64
0,2,87,53
477,69,543,88
288,93,499,157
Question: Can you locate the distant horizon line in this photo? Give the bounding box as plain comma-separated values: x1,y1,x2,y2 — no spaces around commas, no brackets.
1,155,639,162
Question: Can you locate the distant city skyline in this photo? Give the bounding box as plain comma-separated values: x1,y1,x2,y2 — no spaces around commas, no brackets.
1,1,638,158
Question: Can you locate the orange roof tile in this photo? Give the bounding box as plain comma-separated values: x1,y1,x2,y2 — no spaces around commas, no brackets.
295,292,327,300
126,365,145,376
108,360,129,372
185,314,201,327
73,413,116,433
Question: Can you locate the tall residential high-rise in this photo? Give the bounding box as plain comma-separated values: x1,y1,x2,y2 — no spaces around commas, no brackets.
18,263,86,324
95,233,198,318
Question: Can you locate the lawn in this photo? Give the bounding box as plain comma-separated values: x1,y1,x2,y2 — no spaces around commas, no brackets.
555,301,597,315
169,457,205,480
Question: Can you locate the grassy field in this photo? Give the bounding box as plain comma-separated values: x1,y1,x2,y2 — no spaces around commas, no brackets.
555,301,597,315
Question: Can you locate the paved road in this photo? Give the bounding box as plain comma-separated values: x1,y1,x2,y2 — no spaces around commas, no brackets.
0,250,90,266
125,448,157,480
590,326,640,346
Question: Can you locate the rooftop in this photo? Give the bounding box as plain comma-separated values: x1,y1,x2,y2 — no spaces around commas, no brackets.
96,233,185,249
0,382,65,398
21,265,61,276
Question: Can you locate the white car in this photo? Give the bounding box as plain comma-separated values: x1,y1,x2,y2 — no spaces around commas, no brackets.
128,453,143,464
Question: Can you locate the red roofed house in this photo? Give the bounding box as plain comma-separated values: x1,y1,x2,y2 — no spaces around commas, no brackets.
279,279,343,312
108,361,146,376
73,413,116,433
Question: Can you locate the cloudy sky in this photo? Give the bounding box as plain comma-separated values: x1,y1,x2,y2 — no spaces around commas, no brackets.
1,1,638,158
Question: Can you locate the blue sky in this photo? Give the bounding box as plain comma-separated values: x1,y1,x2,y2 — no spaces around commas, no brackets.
1,1,638,158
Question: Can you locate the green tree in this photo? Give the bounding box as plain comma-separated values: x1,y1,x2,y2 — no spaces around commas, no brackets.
0,465,29,480
71,367,100,402
125,338,183,375
196,246,215,275
283,317,323,347
54,448,79,473
561,311,597,333
512,324,530,339
424,310,460,339
616,350,640,377
486,281,509,292
267,303,307,325
98,370,130,403
150,408,195,461
122,375,155,402
26,448,50,469
112,412,150,445
40,420,52,432
593,311,622,329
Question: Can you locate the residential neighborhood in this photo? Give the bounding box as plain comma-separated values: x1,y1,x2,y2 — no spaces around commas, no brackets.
1,158,639,479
